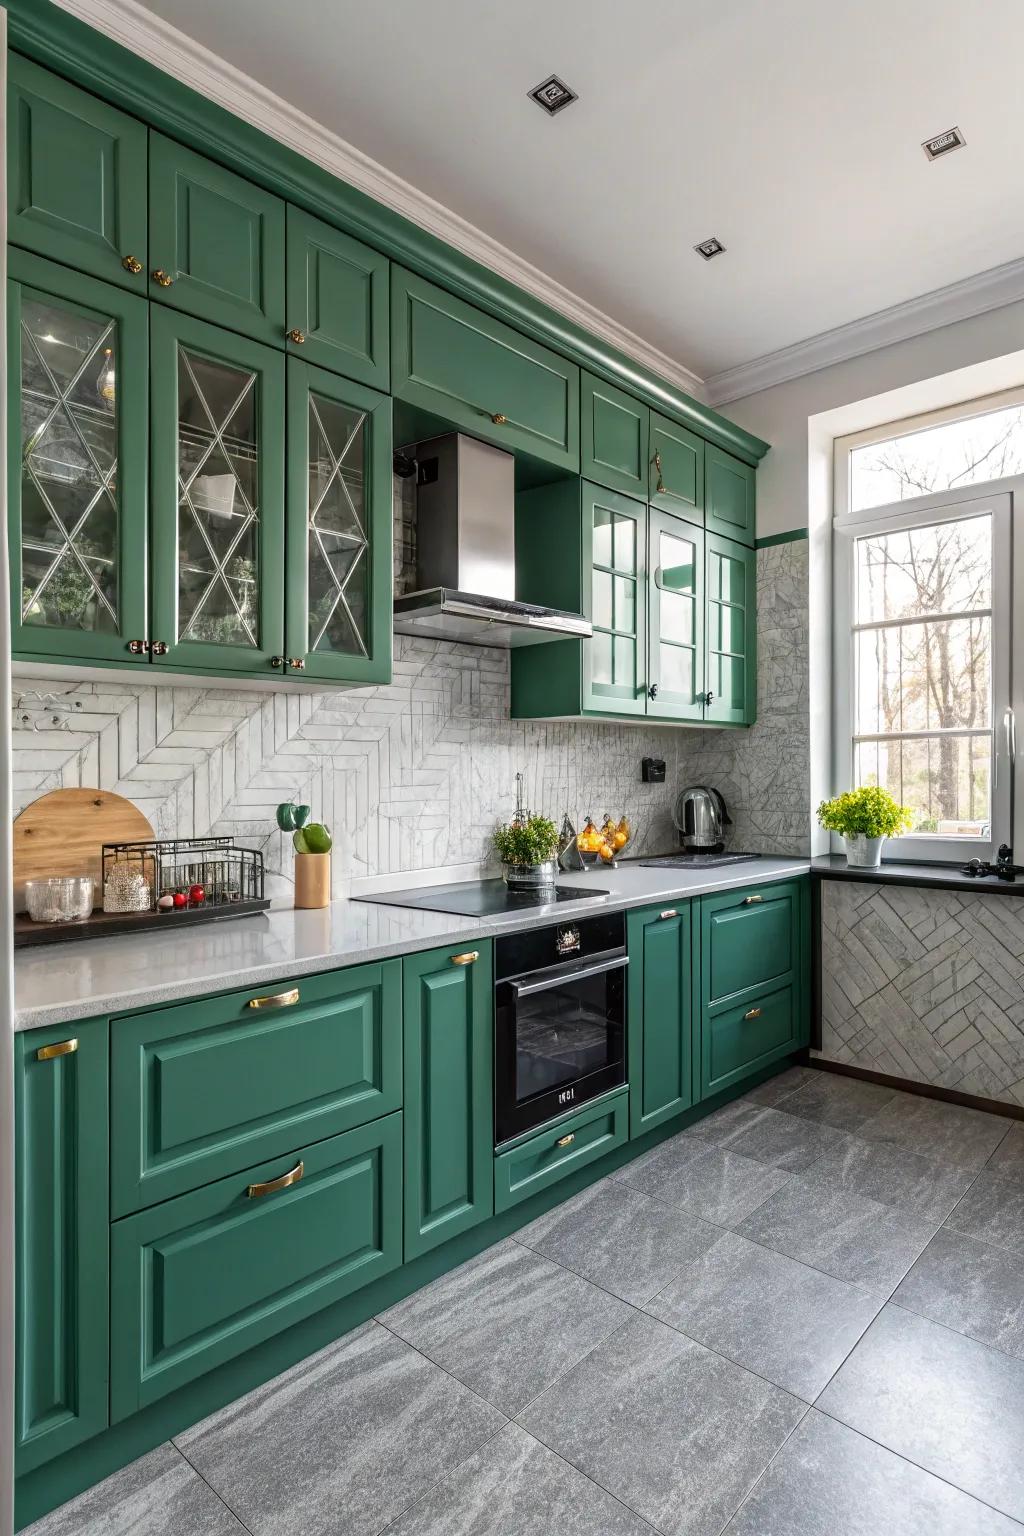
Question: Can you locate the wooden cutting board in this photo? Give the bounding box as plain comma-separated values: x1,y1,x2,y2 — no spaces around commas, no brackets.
13,788,154,907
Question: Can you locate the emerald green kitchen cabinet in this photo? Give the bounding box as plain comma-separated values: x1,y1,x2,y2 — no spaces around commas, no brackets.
7,53,148,291
284,357,393,682
705,444,756,546
148,132,286,346
649,410,704,516
110,1113,403,1419
704,532,756,724
584,484,648,715
494,1088,629,1212
581,371,649,498
15,1020,109,1475
150,304,285,674
111,960,403,1216
647,508,705,722
391,267,580,473
285,205,390,389
627,902,696,1136
403,942,494,1259
7,248,150,667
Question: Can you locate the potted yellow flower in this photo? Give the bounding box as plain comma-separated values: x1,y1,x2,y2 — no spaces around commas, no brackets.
817,786,913,868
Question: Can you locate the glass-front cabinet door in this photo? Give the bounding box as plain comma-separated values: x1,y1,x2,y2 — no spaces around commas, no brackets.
284,359,392,683
647,508,705,721
582,484,647,716
705,532,757,725
150,307,285,674
7,251,148,665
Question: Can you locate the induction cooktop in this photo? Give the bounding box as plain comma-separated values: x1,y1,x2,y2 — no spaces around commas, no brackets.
357,879,609,919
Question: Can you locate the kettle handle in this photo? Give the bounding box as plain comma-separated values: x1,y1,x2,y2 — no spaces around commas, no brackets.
709,787,733,826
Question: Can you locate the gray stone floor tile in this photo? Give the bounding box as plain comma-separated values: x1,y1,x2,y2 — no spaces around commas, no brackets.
741,1065,820,1107
896,1228,1024,1362
682,1098,769,1145
644,1229,883,1400
613,1133,792,1226
176,1321,505,1536
818,1303,1024,1522
802,1136,978,1223
517,1312,805,1536
23,1445,246,1536
514,1177,723,1305
857,1094,1011,1169
780,1073,897,1131
723,1409,1022,1535
379,1238,632,1414
738,1175,936,1290
387,1423,656,1535
722,1107,852,1172
943,1171,1024,1256
986,1122,1024,1186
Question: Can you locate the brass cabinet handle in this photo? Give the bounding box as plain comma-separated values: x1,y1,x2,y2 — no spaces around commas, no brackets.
286,328,306,344
742,894,763,905
451,951,479,966
151,641,168,656
744,1007,763,1020
247,987,300,1009
121,254,143,274
659,909,677,920
654,449,666,493
556,1133,575,1148
270,655,285,668
127,638,150,655
288,658,306,670
247,1159,303,1199
490,413,508,425
151,268,174,287
37,1038,78,1062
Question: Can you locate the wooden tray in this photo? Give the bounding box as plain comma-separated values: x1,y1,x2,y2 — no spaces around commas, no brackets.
14,787,154,908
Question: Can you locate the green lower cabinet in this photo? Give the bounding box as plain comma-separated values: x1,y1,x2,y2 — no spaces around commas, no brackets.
627,902,696,1136
15,1019,109,1475
110,1112,403,1420
494,1089,629,1212
403,942,494,1259
702,984,800,1096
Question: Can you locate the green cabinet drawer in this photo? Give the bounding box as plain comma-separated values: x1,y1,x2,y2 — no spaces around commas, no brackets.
111,960,402,1216
627,903,695,1137
649,411,704,515
8,54,148,291
705,444,756,546
149,132,286,345
15,1020,109,1474
391,268,579,472
494,1089,629,1212
110,1112,403,1420
581,372,649,497
285,205,389,388
701,880,801,1005
702,984,799,1097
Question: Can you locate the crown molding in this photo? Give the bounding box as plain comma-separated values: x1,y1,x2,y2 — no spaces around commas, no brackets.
53,0,706,401
703,255,1024,406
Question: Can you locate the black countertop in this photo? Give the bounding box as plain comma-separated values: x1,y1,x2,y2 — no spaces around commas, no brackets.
812,854,1024,896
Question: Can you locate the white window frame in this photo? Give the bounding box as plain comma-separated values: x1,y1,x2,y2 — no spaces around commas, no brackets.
832,453,1016,864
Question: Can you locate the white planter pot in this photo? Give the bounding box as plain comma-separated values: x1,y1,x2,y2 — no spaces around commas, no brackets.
844,834,884,868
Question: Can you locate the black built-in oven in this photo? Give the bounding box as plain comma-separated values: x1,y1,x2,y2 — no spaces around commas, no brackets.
494,911,626,1144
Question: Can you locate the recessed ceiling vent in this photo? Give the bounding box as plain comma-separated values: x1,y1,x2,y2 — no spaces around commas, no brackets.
922,126,966,160
528,75,578,115
694,237,726,261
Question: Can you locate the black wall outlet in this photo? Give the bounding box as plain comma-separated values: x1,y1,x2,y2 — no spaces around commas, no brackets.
641,757,666,783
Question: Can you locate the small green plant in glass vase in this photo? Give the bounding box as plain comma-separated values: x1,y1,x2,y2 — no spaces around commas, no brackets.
817,785,913,868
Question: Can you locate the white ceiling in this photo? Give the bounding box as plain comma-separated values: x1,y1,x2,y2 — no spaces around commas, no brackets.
130,0,1024,388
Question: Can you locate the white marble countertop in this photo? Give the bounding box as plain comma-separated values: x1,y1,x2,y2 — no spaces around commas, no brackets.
13,856,810,1030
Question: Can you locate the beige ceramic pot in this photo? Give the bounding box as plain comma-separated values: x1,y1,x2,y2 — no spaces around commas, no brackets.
294,852,331,909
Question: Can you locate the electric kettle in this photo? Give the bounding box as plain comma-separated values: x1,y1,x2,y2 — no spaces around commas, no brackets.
673,786,731,851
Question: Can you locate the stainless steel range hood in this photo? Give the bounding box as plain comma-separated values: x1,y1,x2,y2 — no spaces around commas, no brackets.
393,433,592,648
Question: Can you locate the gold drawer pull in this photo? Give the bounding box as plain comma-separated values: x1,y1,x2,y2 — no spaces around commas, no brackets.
37,1038,78,1062
556,1133,575,1148
659,908,677,920
742,894,763,905
247,1159,304,1199
744,1007,763,1020
451,951,479,966
247,987,300,1010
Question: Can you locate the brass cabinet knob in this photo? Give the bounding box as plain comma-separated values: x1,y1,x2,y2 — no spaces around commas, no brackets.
246,1159,303,1199
127,638,150,655
121,254,143,274
37,1038,78,1062
490,413,508,425
151,268,174,287
150,641,168,656
270,656,284,668
287,657,306,670
286,328,306,344
649,684,659,699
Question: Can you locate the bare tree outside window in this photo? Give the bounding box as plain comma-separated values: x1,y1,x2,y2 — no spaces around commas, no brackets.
851,403,1024,512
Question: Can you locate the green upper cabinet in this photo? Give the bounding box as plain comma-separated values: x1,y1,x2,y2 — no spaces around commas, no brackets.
148,133,286,345
391,267,579,472
15,1020,109,1475
647,508,705,722
649,411,704,516
285,206,389,388
584,484,648,715
705,532,756,725
7,54,148,291
627,903,695,1137
7,249,149,667
150,306,285,674
705,444,756,546
581,372,649,498
403,942,494,1260
284,358,393,683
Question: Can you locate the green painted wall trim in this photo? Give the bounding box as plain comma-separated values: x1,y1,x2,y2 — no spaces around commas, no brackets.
755,527,808,547
6,0,770,467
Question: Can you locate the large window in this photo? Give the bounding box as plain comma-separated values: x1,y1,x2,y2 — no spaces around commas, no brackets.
835,398,1016,862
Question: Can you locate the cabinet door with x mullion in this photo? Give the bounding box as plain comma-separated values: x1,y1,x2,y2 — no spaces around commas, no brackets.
150,306,285,675
285,358,392,683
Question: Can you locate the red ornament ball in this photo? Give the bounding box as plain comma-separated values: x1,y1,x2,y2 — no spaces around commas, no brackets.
172,891,187,909
189,884,205,904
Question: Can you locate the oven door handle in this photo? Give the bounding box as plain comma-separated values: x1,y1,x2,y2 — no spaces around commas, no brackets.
509,954,628,998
